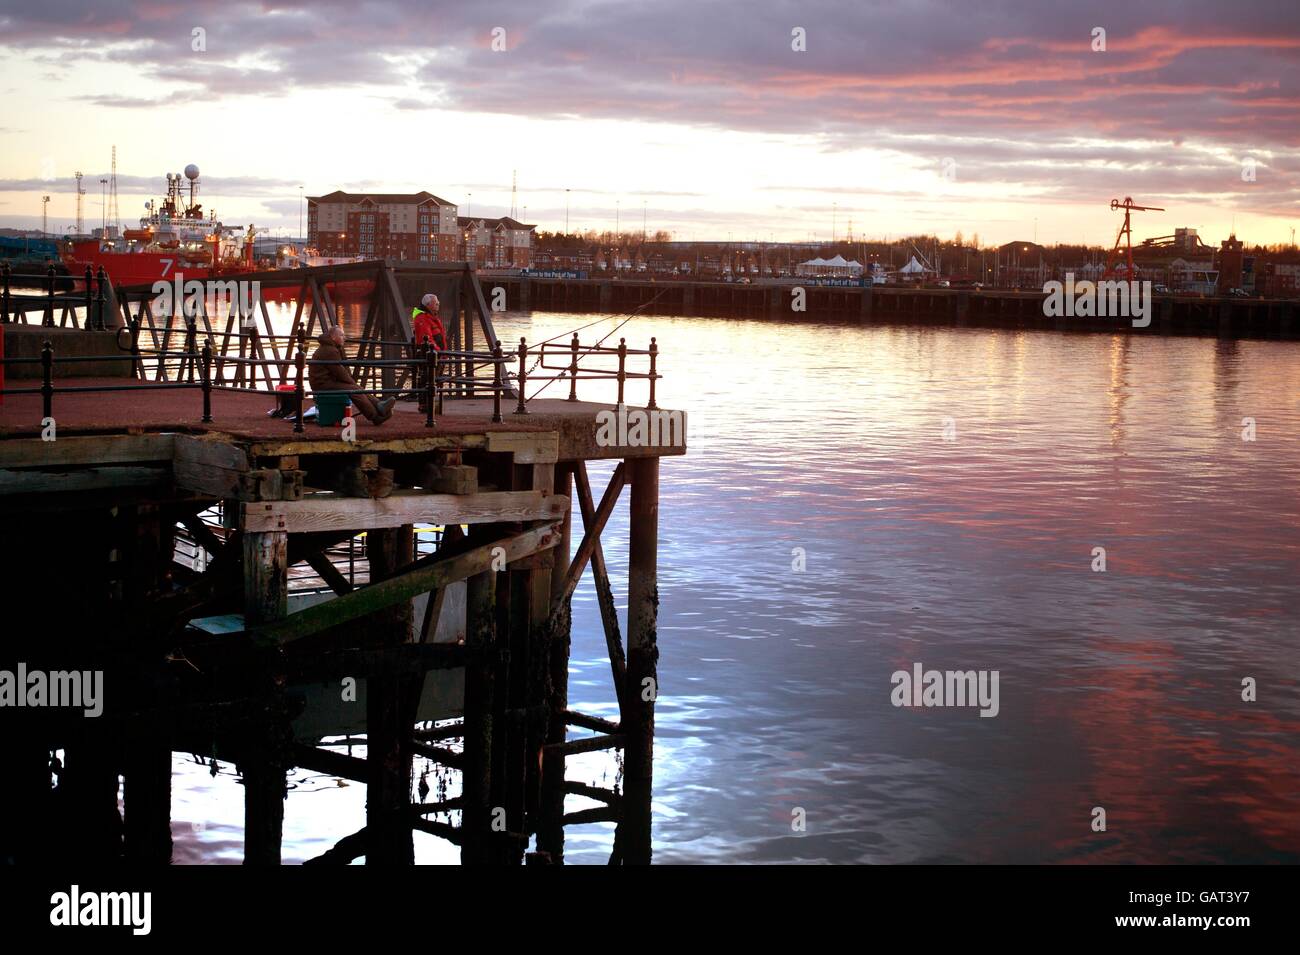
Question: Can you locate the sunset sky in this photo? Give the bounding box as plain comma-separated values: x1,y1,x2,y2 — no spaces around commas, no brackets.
0,0,1297,246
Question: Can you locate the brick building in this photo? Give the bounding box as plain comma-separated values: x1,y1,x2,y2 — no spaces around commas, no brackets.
307,191,460,261
457,216,537,269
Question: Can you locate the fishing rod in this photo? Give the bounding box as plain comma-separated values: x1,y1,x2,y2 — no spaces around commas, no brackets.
523,285,670,402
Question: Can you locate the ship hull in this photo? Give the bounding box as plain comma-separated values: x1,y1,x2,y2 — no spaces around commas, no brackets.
63,241,376,303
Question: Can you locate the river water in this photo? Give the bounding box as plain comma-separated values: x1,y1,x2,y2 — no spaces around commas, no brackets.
168,310,1300,864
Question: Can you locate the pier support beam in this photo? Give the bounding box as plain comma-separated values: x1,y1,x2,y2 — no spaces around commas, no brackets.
619,456,659,865
537,464,572,861
242,529,287,865
365,525,415,865
461,567,498,864
123,735,172,864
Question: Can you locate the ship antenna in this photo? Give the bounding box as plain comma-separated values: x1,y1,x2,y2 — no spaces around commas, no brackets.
109,145,120,231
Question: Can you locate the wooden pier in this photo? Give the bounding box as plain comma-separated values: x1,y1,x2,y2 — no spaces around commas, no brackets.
0,261,684,865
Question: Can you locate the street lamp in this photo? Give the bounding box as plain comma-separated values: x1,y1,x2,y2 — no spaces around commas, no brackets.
42,195,50,238
565,188,570,235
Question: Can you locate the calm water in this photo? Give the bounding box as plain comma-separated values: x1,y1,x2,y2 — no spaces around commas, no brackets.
171,312,1300,864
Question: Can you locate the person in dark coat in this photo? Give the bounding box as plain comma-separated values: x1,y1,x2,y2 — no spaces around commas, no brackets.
308,326,395,424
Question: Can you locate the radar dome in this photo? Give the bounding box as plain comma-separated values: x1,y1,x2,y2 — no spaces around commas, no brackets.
184,164,200,180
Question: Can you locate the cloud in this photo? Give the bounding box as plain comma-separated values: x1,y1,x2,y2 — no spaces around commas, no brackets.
2,0,1296,231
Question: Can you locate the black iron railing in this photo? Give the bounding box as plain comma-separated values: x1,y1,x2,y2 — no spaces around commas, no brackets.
0,262,114,329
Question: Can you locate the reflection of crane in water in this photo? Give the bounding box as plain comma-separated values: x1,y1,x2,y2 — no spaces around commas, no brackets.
1103,197,1164,280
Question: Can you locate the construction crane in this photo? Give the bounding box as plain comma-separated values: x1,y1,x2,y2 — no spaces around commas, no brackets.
1104,197,1163,280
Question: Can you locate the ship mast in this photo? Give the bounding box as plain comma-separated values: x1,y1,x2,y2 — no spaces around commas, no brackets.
109,145,120,232
74,171,85,234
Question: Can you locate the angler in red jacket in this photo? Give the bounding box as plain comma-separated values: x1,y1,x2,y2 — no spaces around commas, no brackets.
412,293,446,411
412,293,446,350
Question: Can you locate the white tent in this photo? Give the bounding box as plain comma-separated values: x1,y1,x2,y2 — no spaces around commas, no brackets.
899,255,930,274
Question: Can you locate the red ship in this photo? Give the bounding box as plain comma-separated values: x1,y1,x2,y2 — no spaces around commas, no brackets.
62,166,375,303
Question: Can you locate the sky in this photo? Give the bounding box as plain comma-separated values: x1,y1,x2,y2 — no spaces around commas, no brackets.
0,0,1297,247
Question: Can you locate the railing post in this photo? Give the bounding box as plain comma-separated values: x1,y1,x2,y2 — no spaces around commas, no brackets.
568,332,579,401
514,337,529,415
436,353,445,417
647,336,658,410
424,340,435,428
41,339,53,421
294,337,306,435
83,266,94,329
95,266,108,331
129,316,142,379
45,265,56,327
617,337,627,406
184,313,197,383
491,343,503,423
201,338,213,424
1,262,10,323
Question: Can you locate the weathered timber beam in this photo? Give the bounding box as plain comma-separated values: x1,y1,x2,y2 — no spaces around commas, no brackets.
302,827,369,865
565,781,621,806
564,710,620,734
564,806,619,826
0,465,170,496
557,462,625,603
304,551,354,595
412,818,462,845
410,742,465,768
573,461,628,713
412,798,463,815
291,744,368,783
484,431,558,464
250,522,560,644
413,722,466,742
0,434,175,469
543,733,625,756
180,513,228,559
240,488,568,533
174,434,251,471
417,585,446,643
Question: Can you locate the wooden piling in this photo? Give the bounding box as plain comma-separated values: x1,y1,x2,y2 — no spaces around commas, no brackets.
123,734,172,863
620,456,659,865
537,464,572,861
461,566,498,864
242,529,288,865
365,525,416,865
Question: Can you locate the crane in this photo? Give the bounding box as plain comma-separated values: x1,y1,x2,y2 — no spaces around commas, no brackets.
1103,197,1163,280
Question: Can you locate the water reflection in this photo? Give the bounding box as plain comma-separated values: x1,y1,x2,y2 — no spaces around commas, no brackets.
171,309,1300,863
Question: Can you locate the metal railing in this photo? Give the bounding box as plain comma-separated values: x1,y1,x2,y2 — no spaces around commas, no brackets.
0,262,115,329
1,329,664,431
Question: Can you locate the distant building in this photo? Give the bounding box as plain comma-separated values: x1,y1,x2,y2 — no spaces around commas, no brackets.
307,191,460,261
1217,235,1244,293
457,216,536,269
1257,261,1299,298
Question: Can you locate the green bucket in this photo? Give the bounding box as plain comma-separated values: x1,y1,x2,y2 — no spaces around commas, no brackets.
315,392,352,426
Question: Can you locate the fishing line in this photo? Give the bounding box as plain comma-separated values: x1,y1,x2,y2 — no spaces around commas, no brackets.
523,286,669,401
